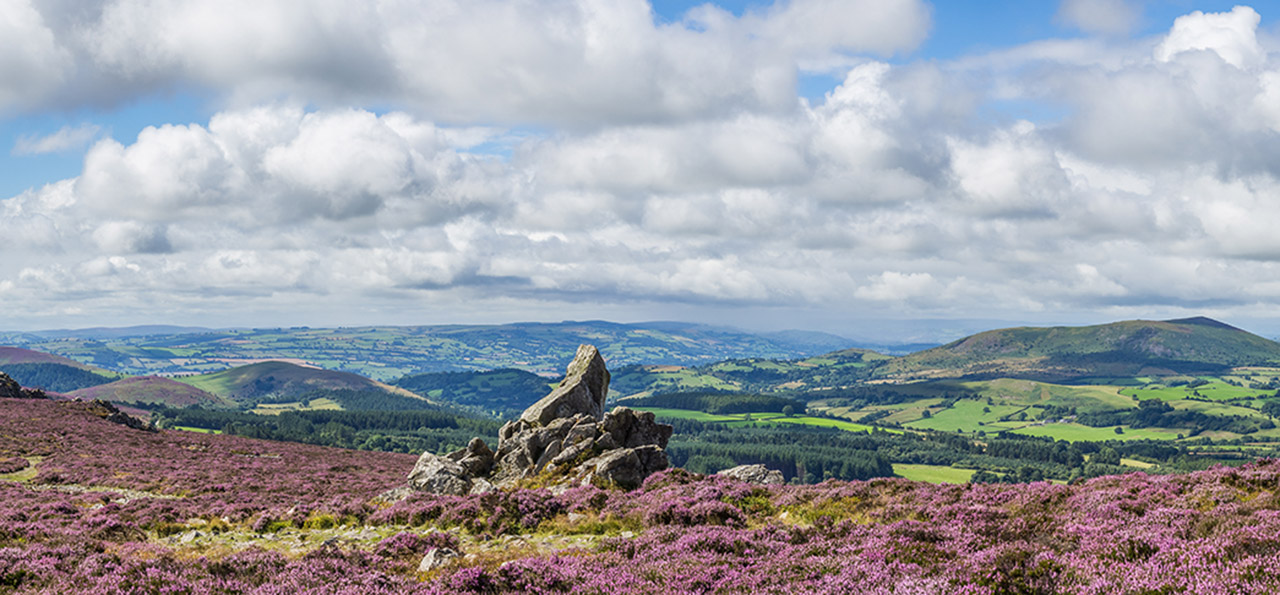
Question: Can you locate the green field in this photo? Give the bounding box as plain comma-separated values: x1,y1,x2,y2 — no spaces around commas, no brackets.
174,426,223,434
637,408,893,434
250,398,342,415
1121,380,1269,402
1012,422,1178,442
893,464,976,484
904,399,1025,433
633,408,742,422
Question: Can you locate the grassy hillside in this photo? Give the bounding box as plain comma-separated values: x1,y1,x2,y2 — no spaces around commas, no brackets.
68,376,227,407
873,317,1280,383
177,361,428,405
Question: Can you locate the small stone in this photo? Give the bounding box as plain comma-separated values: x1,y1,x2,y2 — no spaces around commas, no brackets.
418,547,459,572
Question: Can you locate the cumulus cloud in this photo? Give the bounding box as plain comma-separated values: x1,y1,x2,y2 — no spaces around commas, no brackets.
4,0,931,125
1154,5,1263,68
9,3,1280,332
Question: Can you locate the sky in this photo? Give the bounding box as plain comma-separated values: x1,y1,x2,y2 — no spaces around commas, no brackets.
4,0,1280,341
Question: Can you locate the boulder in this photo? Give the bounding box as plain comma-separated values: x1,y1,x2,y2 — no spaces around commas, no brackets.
407,452,472,496
519,345,610,426
447,437,495,477
601,407,672,449
717,464,785,486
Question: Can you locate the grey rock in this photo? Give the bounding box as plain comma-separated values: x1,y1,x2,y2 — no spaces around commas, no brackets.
593,433,618,450
584,449,642,489
716,464,785,485
602,407,673,449
564,421,599,446
533,439,562,473
407,452,472,496
551,439,593,466
403,344,672,494
418,547,459,572
455,438,494,477
468,478,495,495
519,344,610,426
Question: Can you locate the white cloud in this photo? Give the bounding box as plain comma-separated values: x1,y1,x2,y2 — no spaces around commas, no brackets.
1055,0,1140,36
11,4,1280,332
1154,5,1263,68
12,123,102,155
3,0,931,124
0,0,71,113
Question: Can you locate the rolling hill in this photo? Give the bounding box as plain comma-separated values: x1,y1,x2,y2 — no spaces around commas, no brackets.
67,376,227,408
0,346,119,392
176,360,433,408
870,317,1280,383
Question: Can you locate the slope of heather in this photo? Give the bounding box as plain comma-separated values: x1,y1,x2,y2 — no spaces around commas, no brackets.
3,396,1280,593
67,376,228,407
0,346,95,367
178,360,427,404
874,316,1280,382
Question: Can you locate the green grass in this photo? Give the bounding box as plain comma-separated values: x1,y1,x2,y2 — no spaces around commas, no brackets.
174,426,223,434
1122,380,1269,402
893,464,976,484
1169,400,1268,419
250,398,343,416
904,399,1025,433
753,414,888,434
637,408,896,434
634,408,742,422
1012,423,1179,442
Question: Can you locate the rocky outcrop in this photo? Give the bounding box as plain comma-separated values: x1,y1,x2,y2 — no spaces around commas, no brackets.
401,345,673,495
84,399,156,432
0,372,47,400
717,464,785,485
519,344,610,425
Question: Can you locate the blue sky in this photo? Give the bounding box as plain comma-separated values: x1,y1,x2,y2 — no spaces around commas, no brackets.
5,1,1280,340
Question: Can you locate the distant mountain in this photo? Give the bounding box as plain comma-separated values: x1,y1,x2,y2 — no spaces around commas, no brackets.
3,325,216,341
177,361,431,407
0,321,857,379
0,346,119,392
68,376,227,408
872,317,1280,383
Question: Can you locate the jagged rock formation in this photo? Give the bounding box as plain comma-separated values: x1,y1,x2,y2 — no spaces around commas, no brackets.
0,372,47,400
717,464,785,485
83,399,156,432
404,344,672,495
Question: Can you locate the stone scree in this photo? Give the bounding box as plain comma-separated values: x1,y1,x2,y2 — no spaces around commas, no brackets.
404,344,673,495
